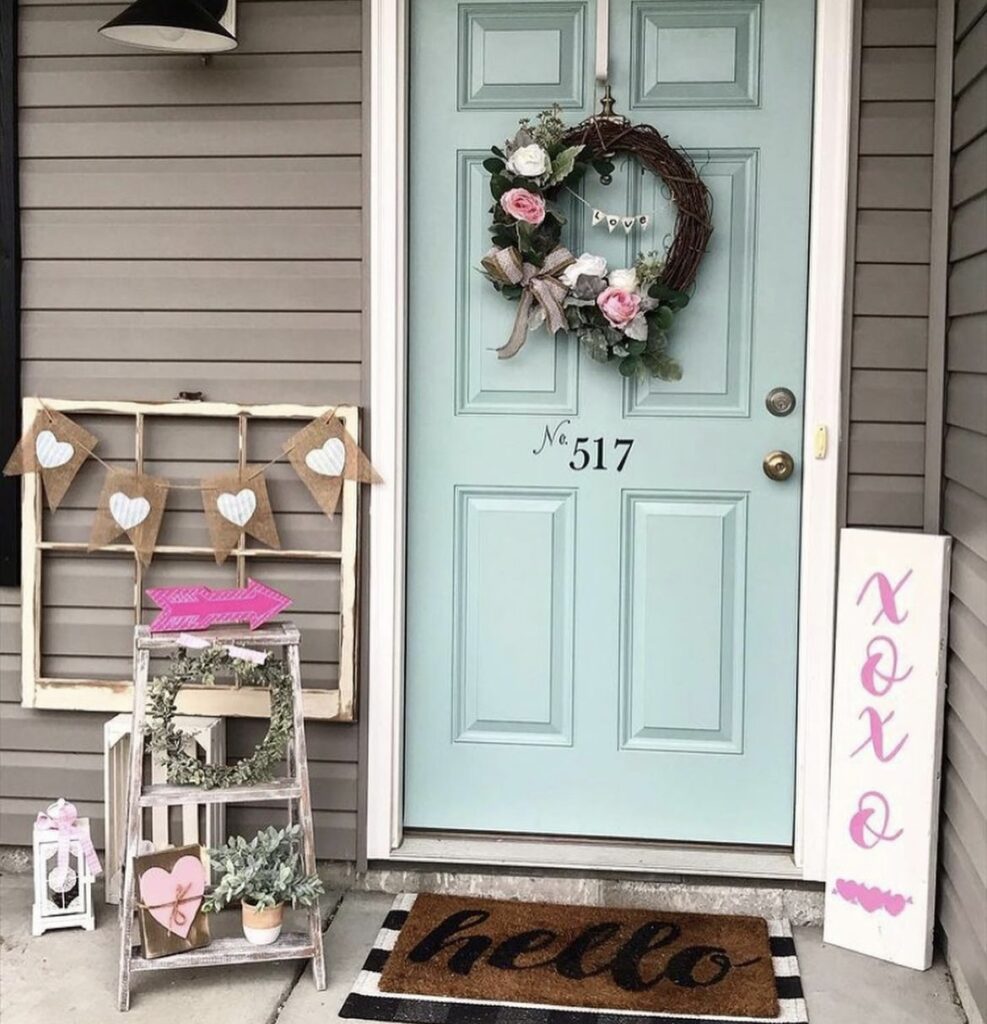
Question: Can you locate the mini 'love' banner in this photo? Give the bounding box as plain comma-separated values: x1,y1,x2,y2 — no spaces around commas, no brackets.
3,409,97,510
201,467,281,565
88,469,169,566
284,414,382,517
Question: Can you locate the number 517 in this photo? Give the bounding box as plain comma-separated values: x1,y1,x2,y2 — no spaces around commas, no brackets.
569,437,634,472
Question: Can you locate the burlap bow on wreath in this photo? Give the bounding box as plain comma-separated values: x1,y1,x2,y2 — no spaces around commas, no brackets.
481,245,575,358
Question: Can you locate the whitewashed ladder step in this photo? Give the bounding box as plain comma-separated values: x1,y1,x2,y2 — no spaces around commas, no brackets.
139,779,302,807
130,933,316,972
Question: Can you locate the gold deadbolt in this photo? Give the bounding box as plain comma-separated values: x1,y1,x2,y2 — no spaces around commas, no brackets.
763,450,795,481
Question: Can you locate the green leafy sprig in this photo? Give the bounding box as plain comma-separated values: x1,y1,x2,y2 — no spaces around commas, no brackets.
203,825,324,913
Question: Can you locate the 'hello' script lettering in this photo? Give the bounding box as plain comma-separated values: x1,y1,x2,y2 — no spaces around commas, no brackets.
406,909,760,992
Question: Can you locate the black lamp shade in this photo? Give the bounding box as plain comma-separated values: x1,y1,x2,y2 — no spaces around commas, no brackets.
99,0,237,53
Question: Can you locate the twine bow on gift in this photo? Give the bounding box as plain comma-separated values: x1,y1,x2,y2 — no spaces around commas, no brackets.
481,245,575,358
139,882,195,931
35,798,102,888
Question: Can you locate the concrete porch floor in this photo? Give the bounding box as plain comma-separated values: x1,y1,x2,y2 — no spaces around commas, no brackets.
0,872,967,1024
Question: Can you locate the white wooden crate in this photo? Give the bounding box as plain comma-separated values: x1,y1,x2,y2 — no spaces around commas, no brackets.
104,713,226,904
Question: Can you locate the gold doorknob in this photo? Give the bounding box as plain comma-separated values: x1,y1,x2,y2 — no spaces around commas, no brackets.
763,450,795,481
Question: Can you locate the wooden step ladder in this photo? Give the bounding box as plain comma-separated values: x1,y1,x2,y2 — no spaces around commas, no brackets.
117,623,327,1011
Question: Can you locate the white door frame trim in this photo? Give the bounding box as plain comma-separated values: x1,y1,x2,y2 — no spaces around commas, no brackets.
367,0,854,881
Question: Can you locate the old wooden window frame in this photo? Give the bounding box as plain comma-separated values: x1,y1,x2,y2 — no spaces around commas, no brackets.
20,398,359,721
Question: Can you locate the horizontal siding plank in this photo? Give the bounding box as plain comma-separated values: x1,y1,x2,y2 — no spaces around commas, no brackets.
860,46,936,101
854,264,930,316
952,131,987,204
950,598,987,688
861,0,937,46
954,9,987,93
21,104,361,158
22,260,361,311
939,877,987,1016
0,751,103,802
855,210,931,263
945,426,987,496
950,194,987,262
948,252,987,317
0,798,105,848
851,316,928,368
946,372,987,433
21,209,361,260
226,807,356,860
944,482,987,561
846,474,925,526
946,654,987,760
953,71,987,150
947,314,987,372
857,155,932,209
942,772,987,881
0,604,18,655
23,361,362,405
945,711,987,821
956,0,987,37
850,368,928,420
848,422,926,473
1,655,20,702
950,541,987,625
858,101,935,154
0,705,109,753
22,310,362,362
19,53,361,107
19,2,361,57
20,156,361,209
940,816,987,948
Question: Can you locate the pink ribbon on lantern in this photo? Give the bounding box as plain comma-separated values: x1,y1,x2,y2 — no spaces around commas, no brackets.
35,798,102,886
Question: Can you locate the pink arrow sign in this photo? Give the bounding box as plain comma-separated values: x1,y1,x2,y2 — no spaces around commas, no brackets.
146,579,292,633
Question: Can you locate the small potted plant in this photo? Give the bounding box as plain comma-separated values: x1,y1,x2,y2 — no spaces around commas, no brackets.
203,825,324,945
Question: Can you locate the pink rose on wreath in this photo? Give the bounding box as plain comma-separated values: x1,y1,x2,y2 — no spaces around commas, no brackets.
597,286,642,330
500,188,546,225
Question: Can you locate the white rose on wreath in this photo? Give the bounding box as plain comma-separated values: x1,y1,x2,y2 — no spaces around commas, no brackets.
506,143,551,178
561,252,608,289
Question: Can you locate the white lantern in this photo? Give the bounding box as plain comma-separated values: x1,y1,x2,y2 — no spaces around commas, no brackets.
32,799,99,936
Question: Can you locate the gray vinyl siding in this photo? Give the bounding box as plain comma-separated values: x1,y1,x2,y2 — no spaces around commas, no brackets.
938,0,987,1015
845,0,939,527
0,0,363,860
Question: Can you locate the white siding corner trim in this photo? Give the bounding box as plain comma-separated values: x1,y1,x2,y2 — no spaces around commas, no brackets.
367,0,855,881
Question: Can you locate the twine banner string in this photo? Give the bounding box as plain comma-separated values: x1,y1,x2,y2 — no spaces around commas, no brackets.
35,398,338,492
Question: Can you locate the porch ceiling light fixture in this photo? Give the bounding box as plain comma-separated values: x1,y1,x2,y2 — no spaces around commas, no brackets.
99,0,237,53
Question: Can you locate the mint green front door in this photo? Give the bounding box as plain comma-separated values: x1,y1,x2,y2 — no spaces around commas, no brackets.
405,0,815,844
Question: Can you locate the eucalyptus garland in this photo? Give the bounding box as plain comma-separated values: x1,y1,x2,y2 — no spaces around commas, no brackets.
147,646,294,789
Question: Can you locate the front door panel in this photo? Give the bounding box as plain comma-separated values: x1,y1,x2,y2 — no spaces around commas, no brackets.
405,0,815,845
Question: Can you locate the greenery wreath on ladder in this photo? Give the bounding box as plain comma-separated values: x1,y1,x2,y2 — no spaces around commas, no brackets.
481,107,713,380
147,646,293,789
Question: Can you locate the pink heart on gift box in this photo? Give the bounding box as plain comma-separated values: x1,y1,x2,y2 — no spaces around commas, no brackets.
138,855,205,939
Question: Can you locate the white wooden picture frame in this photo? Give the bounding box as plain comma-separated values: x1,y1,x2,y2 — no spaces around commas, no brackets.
19,398,359,721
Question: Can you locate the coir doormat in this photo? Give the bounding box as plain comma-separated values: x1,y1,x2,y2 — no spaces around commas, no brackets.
340,893,808,1023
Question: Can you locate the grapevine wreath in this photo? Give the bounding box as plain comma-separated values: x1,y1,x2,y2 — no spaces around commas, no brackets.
147,645,293,789
481,108,713,380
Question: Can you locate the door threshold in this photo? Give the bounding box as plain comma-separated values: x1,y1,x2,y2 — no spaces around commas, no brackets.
392,830,804,881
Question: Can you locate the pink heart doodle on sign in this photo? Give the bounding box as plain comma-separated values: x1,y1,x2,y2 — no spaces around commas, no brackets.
833,878,912,917
138,855,205,939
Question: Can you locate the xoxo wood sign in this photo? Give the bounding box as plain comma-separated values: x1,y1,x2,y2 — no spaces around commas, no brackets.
824,529,950,969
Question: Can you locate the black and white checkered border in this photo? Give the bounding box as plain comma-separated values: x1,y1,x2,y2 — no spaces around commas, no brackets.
339,893,809,1023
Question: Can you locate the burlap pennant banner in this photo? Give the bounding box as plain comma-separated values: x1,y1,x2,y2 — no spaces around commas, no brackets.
201,466,281,565
284,414,382,517
88,469,169,567
3,409,98,510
